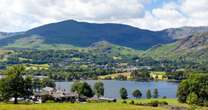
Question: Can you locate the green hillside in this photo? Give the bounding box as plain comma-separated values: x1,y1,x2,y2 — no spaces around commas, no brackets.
143,32,208,64
4,36,79,50
87,41,141,57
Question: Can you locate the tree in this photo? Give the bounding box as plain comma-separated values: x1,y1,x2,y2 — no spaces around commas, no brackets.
0,65,33,104
177,74,208,106
146,89,151,99
177,79,189,103
186,92,198,105
153,88,159,98
115,75,127,80
120,88,128,99
130,70,150,80
71,81,94,98
41,78,56,88
94,81,104,97
132,89,142,98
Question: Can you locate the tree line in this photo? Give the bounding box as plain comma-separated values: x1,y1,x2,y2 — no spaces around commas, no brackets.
119,88,159,100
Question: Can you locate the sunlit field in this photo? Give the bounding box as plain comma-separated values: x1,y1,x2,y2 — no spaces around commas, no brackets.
0,103,164,110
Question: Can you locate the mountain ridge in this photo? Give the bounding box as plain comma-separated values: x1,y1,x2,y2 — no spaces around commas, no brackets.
0,20,208,51
0,20,172,50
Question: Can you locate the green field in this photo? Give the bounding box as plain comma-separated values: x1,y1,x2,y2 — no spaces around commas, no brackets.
0,99,207,110
125,98,187,107
125,98,208,110
0,103,164,110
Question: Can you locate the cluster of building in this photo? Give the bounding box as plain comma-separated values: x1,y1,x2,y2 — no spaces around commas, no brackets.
33,87,116,104
33,87,79,103
150,71,168,80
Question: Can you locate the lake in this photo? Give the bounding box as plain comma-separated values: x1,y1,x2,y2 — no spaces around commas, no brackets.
56,80,178,99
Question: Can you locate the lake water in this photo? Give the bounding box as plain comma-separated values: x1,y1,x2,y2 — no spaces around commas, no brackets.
56,80,178,99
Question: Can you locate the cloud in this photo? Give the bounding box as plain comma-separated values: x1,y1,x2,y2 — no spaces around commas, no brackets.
0,0,146,32
133,0,208,30
181,0,208,18
0,0,208,32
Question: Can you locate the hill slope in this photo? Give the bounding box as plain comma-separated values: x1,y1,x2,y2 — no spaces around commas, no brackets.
143,32,208,64
87,41,141,57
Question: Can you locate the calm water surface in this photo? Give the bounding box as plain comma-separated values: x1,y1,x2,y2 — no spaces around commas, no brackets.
56,80,178,99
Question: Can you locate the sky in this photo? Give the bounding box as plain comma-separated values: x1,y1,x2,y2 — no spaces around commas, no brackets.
0,0,208,32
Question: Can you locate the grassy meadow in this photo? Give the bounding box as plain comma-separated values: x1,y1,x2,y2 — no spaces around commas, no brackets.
0,102,164,110
0,99,208,110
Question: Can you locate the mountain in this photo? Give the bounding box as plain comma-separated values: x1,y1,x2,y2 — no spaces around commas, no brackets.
0,20,173,50
0,32,23,40
0,32,7,39
0,20,208,51
163,26,208,39
143,32,208,64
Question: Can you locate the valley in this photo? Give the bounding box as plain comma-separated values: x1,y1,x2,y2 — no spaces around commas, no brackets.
0,20,208,110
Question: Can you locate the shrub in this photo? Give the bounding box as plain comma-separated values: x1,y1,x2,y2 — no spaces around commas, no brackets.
122,100,127,104
148,100,168,107
160,101,168,105
149,100,159,107
129,100,135,104
188,105,198,110
186,92,198,105
162,96,167,99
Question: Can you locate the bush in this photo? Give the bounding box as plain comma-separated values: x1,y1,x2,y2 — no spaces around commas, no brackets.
129,100,135,104
162,96,167,99
149,100,159,107
122,100,127,104
188,105,198,110
186,92,198,105
160,101,168,105
131,100,168,107
148,100,168,107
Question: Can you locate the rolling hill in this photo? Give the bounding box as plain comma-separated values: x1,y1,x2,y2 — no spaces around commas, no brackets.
143,32,208,64
87,41,141,57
